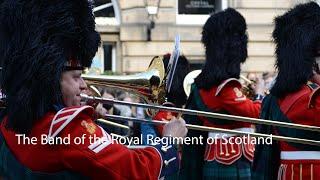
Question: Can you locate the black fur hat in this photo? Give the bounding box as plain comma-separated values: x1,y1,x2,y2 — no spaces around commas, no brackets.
271,2,320,97
195,8,248,90
163,54,190,107
0,0,101,133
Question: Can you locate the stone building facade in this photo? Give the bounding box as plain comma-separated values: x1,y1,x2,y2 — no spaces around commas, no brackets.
93,0,313,74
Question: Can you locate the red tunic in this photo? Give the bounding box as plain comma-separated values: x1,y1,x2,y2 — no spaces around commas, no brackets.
1,106,178,179
197,79,261,165
199,79,261,128
276,83,320,180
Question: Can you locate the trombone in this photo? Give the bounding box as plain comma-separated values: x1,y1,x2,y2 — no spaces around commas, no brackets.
103,114,320,146
97,118,130,130
81,57,319,146
82,56,166,105
81,94,320,146
81,94,320,132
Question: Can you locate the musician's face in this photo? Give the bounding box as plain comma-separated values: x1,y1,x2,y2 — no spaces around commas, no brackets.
60,70,87,107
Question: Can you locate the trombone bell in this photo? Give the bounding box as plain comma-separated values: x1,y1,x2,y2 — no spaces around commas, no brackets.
82,56,166,105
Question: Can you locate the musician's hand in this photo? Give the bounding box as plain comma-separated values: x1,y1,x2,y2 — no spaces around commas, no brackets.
95,103,108,118
162,117,188,139
254,77,265,95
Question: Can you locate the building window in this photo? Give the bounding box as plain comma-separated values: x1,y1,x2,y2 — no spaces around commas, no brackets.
176,0,228,24
103,43,116,72
93,0,120,25
94,0,115,17
88,43,116,74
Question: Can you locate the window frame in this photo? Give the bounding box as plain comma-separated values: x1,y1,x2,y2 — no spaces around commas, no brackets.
94,0,121,26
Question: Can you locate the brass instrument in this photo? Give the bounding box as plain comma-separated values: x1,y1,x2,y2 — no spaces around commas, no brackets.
81,94,320,132
183,70,256,98
82,56,166,105
97,118,130,130
104,114,320,146
239,75,256,99
80,63,320,146
80,95,320,146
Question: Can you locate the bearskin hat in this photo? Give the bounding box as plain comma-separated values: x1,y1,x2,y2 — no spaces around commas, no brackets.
0,0,101,134
163,54,190,107
195,8,248,90
271,2,320,97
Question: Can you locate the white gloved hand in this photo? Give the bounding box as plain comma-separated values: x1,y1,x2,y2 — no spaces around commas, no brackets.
162,117,188,139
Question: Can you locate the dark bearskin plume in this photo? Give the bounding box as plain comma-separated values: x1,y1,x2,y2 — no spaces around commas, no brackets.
195,8,248,90
0,0,101,134
163,54,190,107
271,2,320,97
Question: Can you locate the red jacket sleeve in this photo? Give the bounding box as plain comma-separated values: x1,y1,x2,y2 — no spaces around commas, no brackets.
58,112,178,179
217,81,261,118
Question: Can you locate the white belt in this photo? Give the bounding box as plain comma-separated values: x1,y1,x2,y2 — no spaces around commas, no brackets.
281,151,320,160
208,127,254,139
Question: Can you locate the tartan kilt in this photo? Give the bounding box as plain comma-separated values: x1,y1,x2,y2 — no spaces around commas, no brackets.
202,157,252,180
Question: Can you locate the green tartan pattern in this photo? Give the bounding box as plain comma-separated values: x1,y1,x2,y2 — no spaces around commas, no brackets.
202,157,252,180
